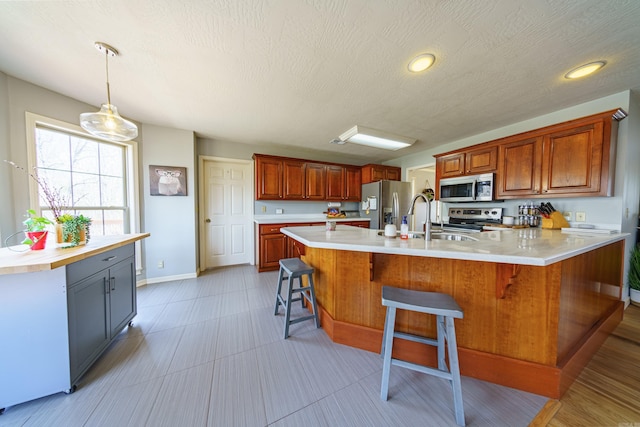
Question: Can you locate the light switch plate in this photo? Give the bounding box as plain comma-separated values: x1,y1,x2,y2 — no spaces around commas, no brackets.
276,208,283,214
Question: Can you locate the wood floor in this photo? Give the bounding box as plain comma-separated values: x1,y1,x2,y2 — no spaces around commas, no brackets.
0,264,550,427
532,303,640,426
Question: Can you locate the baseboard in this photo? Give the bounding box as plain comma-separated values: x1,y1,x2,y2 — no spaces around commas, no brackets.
136,272,198,287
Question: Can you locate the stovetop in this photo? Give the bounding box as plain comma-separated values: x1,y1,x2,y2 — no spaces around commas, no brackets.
433,207,503,231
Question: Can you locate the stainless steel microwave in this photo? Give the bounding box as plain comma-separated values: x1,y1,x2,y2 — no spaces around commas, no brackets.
439,173,495,202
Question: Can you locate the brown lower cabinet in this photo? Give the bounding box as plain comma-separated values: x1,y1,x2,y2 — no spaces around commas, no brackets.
257,221,370,271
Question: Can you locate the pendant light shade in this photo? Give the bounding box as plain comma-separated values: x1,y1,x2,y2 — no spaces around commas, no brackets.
80,42,138,142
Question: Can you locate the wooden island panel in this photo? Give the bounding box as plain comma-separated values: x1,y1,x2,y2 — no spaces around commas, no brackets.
300,240,624,398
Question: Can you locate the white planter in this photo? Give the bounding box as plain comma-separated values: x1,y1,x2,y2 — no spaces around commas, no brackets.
630,288,640,306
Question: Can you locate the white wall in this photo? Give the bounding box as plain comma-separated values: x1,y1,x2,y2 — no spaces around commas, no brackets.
0,72,11,243
141,124,198,281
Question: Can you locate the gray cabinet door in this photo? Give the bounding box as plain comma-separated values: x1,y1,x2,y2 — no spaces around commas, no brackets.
108,257,136,338
67,271,110,384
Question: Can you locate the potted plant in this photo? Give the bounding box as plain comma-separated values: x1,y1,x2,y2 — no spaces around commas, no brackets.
58,214,92,248
629,243,640,306
22,209,53,250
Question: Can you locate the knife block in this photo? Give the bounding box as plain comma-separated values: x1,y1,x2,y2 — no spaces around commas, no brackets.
541,211,570,229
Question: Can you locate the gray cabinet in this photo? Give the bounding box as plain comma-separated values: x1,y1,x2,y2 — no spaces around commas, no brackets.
66,244,136,386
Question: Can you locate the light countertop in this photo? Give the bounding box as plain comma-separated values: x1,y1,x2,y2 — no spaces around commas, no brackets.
254,214,369,224
281,225,627,266
0,233,150,275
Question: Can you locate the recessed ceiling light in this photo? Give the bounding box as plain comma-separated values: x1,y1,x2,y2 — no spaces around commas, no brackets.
564,61,606,79
408,53,436,73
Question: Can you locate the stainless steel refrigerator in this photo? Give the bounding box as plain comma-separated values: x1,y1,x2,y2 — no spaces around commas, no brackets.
359,180,413,230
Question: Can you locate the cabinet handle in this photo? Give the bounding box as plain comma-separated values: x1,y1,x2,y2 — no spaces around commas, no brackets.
103,256,117,262
110,277,116,291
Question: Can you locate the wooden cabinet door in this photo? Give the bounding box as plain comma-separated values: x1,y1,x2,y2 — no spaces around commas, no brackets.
326,165,345,200
282,159,305,199
305,163,326,200
371,166,386,182
344,166,362,201
542,121,605,196
438,153,465,178
259,232,287,271
466,146,497,174
384,166,401,181
349,220,369,228
497,137,543,199
255,156,282,200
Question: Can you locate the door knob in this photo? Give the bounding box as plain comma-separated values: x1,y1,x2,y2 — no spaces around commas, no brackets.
205,218,211,223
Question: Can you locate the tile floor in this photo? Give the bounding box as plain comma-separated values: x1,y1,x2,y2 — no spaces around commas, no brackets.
0,265,547,426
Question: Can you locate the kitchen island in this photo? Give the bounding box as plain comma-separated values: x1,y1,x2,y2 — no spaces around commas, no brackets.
281,225,626,398
0,233,149,412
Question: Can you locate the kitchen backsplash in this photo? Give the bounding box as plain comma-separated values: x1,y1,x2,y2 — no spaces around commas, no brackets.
254,200,360,216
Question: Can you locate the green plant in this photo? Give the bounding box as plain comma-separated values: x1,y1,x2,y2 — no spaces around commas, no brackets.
61,214,92,247
629,244,640,291
22,209,53,245
22,209,53,232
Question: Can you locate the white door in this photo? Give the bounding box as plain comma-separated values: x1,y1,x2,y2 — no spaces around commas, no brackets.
202,158,253,269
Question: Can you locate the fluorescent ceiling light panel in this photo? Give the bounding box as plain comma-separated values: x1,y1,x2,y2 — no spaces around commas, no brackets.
339,126,415,150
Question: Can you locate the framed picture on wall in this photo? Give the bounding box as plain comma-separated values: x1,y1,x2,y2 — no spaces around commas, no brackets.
149,165,187,196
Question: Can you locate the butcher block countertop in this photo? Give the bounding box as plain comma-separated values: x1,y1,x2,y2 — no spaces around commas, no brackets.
281,225,626,266
0,233,150,275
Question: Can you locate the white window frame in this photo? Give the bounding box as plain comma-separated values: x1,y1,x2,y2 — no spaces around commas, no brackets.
25,112,143,272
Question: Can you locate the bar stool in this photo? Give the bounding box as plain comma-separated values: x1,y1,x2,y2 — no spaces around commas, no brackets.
274,258,320,339
380,286,465,426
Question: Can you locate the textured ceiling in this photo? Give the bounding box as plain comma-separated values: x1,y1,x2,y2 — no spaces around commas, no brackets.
1,0,640,164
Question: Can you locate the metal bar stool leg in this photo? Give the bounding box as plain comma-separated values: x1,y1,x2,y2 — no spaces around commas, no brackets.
274,266,285,315
283,274,295,339
446,316,465,426
380,305,397,401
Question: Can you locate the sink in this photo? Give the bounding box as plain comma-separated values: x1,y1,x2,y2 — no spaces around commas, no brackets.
430,233,478,241
377,231,477,241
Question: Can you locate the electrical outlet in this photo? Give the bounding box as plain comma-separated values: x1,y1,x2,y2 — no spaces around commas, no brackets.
563,211,572,221
576,212,586,222
261,206,266,213
276,208,283,214
158,260,164,269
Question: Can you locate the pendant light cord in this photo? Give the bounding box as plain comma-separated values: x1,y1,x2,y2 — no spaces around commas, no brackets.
105,48,112,110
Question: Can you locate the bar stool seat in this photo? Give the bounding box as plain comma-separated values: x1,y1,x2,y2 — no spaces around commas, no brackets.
380,286,465,426
274,258,320,339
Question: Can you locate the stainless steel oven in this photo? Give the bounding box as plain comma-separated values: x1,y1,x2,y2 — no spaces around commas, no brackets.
439,173,495,202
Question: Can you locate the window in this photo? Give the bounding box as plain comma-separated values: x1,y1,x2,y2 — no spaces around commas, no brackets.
26,112,139,237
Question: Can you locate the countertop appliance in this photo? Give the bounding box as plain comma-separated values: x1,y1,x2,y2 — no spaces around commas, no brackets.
435,207,503,232
439,173,495,202
360,180,413,229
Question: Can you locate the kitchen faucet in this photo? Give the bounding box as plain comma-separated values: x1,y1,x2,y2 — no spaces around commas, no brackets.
407,193,431,241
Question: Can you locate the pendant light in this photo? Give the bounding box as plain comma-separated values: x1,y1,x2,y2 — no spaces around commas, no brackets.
80,42,138,142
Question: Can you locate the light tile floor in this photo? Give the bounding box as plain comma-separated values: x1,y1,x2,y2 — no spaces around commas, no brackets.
0,265,547,426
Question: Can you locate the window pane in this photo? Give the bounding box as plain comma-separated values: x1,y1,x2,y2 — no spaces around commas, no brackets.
72,172,100,206
101,176,124,206
71,137,99,174
36,128,70,171
104,210,125,234
37,168,72,210
100,143,124,177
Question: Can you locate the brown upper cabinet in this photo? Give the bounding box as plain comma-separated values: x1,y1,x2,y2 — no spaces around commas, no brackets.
361,164,401,183
436,146,498,179
435,108,626,200
326,165,362,201
253,154,361,201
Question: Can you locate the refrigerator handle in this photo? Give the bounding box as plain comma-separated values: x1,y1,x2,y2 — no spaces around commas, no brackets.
392,191,399,225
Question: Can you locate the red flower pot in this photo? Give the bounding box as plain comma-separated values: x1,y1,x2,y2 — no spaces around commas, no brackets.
26,231,48,250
